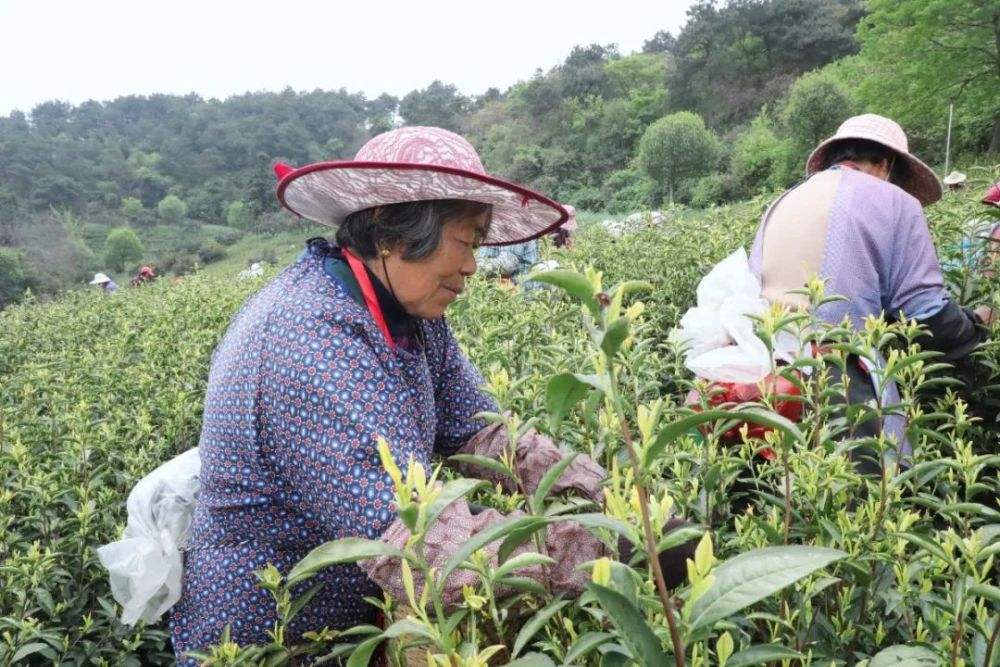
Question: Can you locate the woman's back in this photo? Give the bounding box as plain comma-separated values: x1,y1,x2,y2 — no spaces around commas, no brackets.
751,167,948,328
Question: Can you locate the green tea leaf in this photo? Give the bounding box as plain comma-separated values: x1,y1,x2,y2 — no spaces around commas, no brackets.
11,643,52,663
727,644,805,667
600,318,631,359
442,515,552,579
426,477,486,527
498,516,551,564
530,451,579,513
495,552,556,580
287,538,402,586
287,582,325,621
345,635,385,667
689,546,846,630
381,617,435,641
869,645,941,666
530,269,600,316
449,454,516,482
896,531,953,565
545,373,591,435
970,583,1000,605
574,373,611,395
562,631,613,665
654,525,705,553
644,408,804,468
571,513,639,544
587,583,667,665
512,600,570,657
506,653,557,667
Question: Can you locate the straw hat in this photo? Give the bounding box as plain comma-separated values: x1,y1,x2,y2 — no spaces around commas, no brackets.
943,171,967,186
273,126,568,246
806,114,942,206
90,273,112,285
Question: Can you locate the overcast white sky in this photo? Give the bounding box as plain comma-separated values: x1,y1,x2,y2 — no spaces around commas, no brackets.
0,0,695,116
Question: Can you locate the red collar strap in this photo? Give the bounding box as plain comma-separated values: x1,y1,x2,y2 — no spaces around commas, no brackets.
342,248,396,350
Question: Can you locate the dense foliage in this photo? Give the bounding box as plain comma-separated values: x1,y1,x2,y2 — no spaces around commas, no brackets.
2,177,999,665
3,0,997,308
857,0,1000,158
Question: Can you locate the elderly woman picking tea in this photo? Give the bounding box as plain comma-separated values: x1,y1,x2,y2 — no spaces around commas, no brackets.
167,127,606,663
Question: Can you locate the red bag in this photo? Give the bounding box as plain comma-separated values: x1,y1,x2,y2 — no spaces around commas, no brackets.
685,373,804,460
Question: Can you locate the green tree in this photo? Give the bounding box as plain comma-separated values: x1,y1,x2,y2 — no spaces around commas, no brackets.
157,194,187,224
858,0,1000,155
642,30,676,54
399,81,468,131
225,201,254,230
104,227,144,273
731,113,786,194
780,69,856,151
121,196,143,222
668,0,864,128
127,151,172,206
637,111,720,203
0,247,31,308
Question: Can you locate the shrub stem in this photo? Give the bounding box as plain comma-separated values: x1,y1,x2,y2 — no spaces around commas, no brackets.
608,365,685,667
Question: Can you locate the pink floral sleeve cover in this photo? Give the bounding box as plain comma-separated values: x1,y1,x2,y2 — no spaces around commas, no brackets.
360,424,607,608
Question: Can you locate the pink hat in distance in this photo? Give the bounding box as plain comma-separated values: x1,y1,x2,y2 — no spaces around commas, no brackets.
982,181,1000,207
273,126,568,246
560,204,578,232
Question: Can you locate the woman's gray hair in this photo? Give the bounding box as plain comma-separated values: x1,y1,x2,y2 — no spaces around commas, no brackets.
335,199,493,261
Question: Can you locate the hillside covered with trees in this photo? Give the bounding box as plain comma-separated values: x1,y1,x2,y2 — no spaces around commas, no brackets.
1,0,997,308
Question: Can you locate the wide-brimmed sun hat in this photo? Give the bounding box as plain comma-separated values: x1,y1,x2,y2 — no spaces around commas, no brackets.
273,126,568,246
90,272,112,285
806,113,942,206
983,182,1000,207
943,171,967,186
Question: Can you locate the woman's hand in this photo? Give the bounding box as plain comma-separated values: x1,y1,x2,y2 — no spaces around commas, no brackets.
454,423,605,504
360,498,606,610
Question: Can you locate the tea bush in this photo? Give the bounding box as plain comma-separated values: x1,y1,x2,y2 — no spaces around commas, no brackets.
1,183,998,666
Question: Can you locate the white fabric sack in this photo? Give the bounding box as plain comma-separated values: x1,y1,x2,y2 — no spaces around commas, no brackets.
97,448,201,626
672,249,804,383
237,262,265,280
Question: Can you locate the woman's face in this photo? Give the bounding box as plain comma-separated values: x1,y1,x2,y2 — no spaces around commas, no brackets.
373,210,489,320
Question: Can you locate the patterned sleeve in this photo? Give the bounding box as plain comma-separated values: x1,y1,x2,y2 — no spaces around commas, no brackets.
258,306,418,540
426,319,498,454
885,196,950,320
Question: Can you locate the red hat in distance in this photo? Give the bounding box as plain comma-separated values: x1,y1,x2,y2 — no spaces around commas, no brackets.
983,182,1000,207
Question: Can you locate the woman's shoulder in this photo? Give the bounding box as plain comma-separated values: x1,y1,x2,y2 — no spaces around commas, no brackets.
420,315,458,345
235,257,378,355
260,257,366,322
839,169,923,226
843,168,920,207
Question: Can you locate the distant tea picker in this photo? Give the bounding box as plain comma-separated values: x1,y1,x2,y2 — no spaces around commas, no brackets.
89,272,118,293
674,113,994,474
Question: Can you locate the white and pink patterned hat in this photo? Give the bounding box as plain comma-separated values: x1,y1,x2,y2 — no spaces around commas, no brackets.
806,114,942,206
274,126,568,246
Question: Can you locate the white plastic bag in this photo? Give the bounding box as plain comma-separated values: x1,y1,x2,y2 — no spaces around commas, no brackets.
672,249,805,383
97,448,201,626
